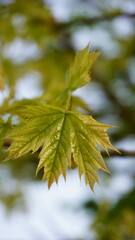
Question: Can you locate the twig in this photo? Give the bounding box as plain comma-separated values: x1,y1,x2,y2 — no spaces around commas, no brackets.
3,140,135,158
102,150,135,158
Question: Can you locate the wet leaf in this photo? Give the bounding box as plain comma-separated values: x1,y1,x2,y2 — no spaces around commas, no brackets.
6,104,117,190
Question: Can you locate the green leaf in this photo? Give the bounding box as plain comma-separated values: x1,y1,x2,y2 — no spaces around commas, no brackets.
68,45,100,91
0,67,5,90
41,46,99,111
6,104,117,190
70,96,91,113
1,98,40,115
0,117,12,150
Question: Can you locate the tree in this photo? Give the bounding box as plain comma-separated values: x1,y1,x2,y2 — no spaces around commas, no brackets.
0,0,135,239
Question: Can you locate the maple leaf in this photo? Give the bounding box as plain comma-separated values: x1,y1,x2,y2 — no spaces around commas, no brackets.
4,46,118,190
6,104,117,190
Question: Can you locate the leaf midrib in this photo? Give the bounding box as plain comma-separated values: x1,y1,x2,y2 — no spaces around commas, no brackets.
48,112,67,186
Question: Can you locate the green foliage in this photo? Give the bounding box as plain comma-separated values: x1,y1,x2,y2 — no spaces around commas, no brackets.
68,45,100,91
0,67,5,90
0,117,12,151
91,189,135,240
1,46,117,189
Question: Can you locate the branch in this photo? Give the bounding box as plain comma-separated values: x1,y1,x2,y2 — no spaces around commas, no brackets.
66,12,135,26
32,12,135,33
3,140,135,158
101,149,135,158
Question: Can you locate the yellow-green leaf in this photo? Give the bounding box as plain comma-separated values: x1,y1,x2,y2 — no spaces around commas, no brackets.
68,45,100,91
0,67,5,90
0,117,12,150
6,104,117,190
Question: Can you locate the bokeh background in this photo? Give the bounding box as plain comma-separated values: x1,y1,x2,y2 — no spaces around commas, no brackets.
0,0,135,239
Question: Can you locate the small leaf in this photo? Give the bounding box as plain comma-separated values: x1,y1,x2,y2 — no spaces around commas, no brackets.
68,45,100,91
0,117,12,150
70,96,90,113
3,99,40,115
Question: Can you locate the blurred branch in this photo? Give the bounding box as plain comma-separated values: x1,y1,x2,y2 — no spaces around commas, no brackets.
102,150,135,158
3,140,135,157
24,11,135,40
34,11,135,31
66,12,135,26
98,82,135,131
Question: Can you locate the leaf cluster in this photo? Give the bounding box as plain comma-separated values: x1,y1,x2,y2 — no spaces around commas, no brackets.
0,45,117,190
